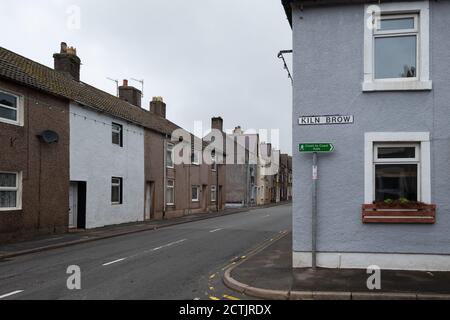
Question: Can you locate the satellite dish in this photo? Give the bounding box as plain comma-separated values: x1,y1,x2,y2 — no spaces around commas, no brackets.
38,130,59,144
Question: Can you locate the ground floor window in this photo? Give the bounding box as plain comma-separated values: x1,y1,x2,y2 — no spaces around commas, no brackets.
365,132,431,204
0,172,21,210
192,186,200,202
211,185,217,203
374,143,420,202
167,180,175,205
111,177,123,205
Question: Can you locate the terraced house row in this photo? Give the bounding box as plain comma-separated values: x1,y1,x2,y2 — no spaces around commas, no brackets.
0,43,227,243
0,43,293,243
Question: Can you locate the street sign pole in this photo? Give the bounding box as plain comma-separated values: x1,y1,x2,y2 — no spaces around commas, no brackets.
312,152,318,270
299,143,334,270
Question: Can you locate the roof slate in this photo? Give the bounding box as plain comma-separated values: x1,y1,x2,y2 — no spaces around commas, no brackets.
0,46,180,136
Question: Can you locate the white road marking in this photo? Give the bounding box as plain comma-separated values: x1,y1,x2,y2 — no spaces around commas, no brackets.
102,258,126,266
152,239,187,251
209,228,223,233
0,290,24,299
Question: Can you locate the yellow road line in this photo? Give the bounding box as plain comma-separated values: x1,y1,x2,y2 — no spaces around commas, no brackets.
223,295,240,301
209,296,220,300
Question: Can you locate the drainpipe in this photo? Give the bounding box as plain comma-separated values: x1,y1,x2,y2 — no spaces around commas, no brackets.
163,135,168,219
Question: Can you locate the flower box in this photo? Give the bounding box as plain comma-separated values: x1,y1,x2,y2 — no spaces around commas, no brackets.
362,203,436,224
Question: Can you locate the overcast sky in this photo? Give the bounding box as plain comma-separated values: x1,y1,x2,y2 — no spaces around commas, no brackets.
1,0,293,154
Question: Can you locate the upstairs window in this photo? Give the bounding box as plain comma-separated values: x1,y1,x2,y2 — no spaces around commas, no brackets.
363,1,431,91
374,15,418,80
191,150,201,166
211,153,217,172
166,144,174,168
0,90,20,125
112,123,123,147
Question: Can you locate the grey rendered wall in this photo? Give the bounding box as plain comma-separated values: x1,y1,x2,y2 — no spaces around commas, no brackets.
292,2,450,254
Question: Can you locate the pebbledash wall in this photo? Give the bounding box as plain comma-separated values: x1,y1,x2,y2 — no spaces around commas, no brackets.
70,102,145,229
291,1,450,271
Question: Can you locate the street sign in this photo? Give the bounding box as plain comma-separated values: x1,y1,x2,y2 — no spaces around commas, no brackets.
299,115,354,126
299,143,334,153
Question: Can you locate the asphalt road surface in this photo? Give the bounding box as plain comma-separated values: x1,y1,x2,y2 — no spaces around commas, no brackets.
0,204,292,300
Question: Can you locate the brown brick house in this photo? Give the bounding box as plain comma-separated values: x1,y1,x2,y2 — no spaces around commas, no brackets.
0,76,70,243
144,100,226,220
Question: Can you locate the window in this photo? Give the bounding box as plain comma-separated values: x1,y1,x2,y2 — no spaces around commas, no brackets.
0,172,21,210
374,15,418,80
374,144,419,202
363,2,431,91
166,180,175,205
192,186,200,202
191,150,201,166
0,90,20,125
112,123,123,147
211,153,217,171
167,144,174,168
211,185,217,203
111,177,123,205
365,132,431,204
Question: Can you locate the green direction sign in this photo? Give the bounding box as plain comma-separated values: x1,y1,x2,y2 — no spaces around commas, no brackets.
299,143,335,153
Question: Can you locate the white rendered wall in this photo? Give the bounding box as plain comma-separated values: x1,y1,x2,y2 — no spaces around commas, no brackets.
70,103,145,229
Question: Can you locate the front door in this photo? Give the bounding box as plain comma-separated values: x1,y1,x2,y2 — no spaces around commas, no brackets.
69,183,78,228
145,182,154,220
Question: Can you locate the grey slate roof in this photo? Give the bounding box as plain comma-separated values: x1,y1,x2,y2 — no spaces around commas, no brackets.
0,46,179,136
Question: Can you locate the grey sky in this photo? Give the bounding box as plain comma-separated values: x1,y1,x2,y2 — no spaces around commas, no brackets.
1,0,293,154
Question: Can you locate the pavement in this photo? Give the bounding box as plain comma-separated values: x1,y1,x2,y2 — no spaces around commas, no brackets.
0,203,292,300
224,232,450,300
0,202,289,260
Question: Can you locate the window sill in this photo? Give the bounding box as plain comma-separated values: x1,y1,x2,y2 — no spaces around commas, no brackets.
362,204,436,224
362,80,432,92
0,208,22,213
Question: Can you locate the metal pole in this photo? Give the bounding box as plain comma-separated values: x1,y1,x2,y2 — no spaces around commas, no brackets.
312,152,318,269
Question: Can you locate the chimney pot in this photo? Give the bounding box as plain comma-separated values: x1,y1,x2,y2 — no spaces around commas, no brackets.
54,42,81,81
150,97,166,118
211,117,224,132
118,80,142,108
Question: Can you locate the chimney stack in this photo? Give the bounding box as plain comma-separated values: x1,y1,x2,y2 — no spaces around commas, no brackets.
119,79,142,108
211,117,223,132
150,97,166,118
53,42,81,81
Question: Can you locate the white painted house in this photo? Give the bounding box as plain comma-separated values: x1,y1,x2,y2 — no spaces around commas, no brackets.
69,102,145,229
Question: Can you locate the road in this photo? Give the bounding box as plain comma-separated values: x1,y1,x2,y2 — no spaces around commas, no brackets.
0,204,291,300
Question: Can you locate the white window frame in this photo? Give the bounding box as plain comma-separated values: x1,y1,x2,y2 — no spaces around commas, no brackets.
167,144,174,169
192,185,200,202
192,150,201,166
373,143,421,202
111,177,123,205
0,89,23,126
363,1,432,92
0,172,22,211
112,123,123,147
166,179,175,206
211,185,217,203
211,153,217,172
365,132,431,204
